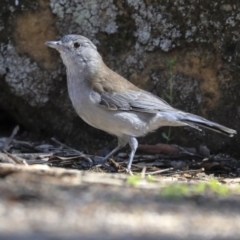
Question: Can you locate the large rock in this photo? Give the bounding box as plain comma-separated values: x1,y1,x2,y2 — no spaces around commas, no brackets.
0,0,239,155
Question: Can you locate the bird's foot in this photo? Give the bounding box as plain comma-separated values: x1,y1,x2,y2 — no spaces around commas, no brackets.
126,168,133,175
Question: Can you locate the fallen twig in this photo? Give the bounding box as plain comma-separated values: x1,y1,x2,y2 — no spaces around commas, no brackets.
3,125,19,150
145,167,174,175
0,153,16,164
51,137,93,163
3,150,28,165
162,168,205,176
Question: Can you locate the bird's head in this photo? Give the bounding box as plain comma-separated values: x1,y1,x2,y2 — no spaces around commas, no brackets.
45,35,101,70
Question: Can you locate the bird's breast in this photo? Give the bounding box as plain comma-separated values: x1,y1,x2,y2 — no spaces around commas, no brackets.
66,75,153,137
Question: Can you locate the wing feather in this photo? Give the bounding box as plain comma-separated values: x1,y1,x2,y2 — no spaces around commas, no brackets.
90,63,174,113
98,90,174,113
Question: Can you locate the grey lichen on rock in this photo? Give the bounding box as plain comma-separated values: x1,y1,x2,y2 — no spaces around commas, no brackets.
0,43,56,106
0,0,61,107
127,0,182,52
49,0,118,40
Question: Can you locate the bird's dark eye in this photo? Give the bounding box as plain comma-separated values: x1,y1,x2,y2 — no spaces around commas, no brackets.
74,42,81,48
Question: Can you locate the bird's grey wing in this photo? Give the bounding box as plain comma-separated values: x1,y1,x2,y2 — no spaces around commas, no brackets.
97,89,175,113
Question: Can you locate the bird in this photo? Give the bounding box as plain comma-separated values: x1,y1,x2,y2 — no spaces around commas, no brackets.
45,34,237,170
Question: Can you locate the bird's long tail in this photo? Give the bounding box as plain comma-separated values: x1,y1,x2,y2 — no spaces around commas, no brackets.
179,112,237,137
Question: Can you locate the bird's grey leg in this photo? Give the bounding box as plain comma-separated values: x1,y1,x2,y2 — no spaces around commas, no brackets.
102,145,121,162
102,136,128,162
127,137,138,170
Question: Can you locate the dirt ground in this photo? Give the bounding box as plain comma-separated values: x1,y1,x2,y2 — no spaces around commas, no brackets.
1,165,240,240
0,130,240,240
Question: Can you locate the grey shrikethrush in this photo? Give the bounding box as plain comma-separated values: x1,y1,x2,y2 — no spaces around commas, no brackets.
45,35,236,170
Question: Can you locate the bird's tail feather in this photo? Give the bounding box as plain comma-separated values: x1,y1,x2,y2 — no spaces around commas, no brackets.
179,113,236,137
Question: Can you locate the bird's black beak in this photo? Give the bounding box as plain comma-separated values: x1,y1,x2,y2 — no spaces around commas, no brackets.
45,41,62,50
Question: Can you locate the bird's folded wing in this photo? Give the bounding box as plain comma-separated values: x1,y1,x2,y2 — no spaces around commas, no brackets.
98,90,174,113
